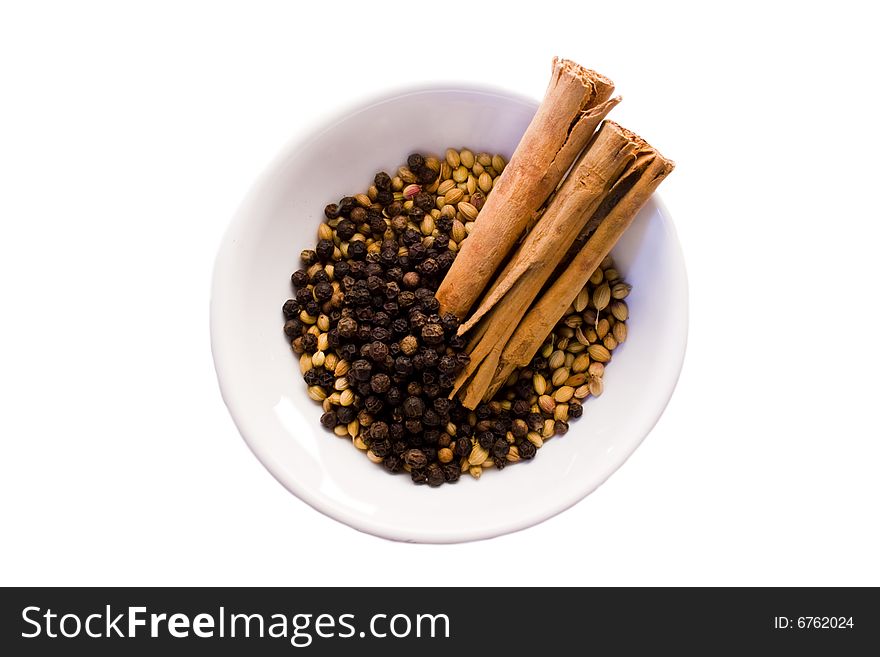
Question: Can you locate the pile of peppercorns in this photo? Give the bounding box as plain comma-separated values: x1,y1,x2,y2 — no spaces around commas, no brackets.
282,150,629,486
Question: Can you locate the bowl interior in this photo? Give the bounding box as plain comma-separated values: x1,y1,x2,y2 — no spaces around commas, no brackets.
211,87,688,543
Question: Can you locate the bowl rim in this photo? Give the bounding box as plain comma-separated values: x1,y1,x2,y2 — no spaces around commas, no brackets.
210,82,689,543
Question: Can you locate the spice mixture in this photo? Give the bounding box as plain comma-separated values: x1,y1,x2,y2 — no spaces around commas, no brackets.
282,149,630,486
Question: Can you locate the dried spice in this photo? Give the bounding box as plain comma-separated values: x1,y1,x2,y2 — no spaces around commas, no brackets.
284,148,629,485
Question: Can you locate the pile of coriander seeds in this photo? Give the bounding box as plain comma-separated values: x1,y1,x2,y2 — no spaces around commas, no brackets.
282,149,631,486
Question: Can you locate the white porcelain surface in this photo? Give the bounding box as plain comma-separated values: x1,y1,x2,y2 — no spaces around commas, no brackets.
210,85,688,543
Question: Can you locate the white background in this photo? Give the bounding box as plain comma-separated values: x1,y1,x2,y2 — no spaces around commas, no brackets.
2,1,878,586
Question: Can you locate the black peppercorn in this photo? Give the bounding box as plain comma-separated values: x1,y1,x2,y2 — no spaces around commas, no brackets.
336,405,356,424
403,448,427,469
313,281,333,301
370,373,391,394
426,463,445,487
414,192,434,213
386,387,403,406
351,359,372,382
422,409,441,427
405,418,423,434
442,463,461,483
436,251,455,271
402,396,425,418
401,271,420,289
376,189,394,205
364,275,382,293
554,420,569,435
337,316,358,339
348,240,366,260
383,455,403,473
492,439,510,459
518,440,537,460
350,206,367,223
453,437,472,458
320,412,337,429
437,355,458,375
300,249,318,266
283,319,302,338
291,269,309,288
417,167,438,184
361,396,381,416
407,153,425,170
374,171,392,191
569,401,583,418
389,214,406,232
368,341,389,363
447,335,466,350
369,421,389,442
282,299,300,319
411,245,428,263
515,381,533,401
369,215,386,235
315,239,334,261
527,413,544,432
512,399,531,417
388,423,404,441
421,323,444,345
423,430,440,445
478,431,495,449
422,383,440,399
401,228,421,246
410,469,428,485
301,333,318,353
338,196,356,214
336,219,356,241
422,351,439,370
390,406,404,424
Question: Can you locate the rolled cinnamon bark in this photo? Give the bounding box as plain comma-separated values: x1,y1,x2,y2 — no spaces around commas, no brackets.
487,127,674,395
458,121,640,335
451,121,642,405
436,58,618,319
452,121,673,407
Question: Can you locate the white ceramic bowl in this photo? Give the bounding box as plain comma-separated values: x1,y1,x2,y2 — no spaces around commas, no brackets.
211,85,688,543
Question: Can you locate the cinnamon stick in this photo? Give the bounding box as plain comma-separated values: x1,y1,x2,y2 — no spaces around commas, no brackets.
488,125,674,393
436,58,618,319
458,122,640,335
451,121,643,405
